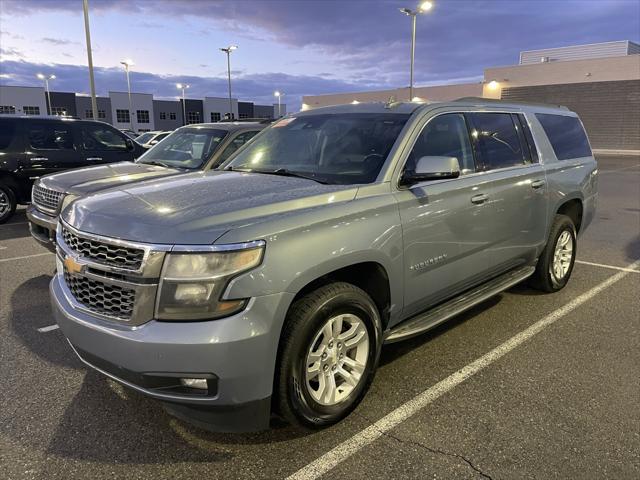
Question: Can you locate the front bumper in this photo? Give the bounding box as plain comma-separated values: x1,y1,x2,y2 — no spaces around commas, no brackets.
27,205,57,251
50,274,294,432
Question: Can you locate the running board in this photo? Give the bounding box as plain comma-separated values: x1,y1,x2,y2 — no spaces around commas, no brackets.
385,265,535,343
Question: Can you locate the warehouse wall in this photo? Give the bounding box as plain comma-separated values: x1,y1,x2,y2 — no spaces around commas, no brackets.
501,80,640,150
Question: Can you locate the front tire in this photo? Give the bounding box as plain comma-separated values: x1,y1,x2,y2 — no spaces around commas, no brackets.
0,184,17,224
275,282,382,428
530,214,577,292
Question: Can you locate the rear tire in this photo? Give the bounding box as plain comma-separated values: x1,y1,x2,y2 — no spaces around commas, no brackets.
0,184,17,224
530,214,577,292
275,282,382,428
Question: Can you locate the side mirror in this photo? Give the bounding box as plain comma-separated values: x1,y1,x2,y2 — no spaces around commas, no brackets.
125,138,135,152
401,156,460,186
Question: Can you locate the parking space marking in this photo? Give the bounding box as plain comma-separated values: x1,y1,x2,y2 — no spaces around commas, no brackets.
576,260,640,273
0,252,53,263
287,260,640,480
37,324,59,333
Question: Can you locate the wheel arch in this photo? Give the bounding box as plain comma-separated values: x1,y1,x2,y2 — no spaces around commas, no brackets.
556,197,584,233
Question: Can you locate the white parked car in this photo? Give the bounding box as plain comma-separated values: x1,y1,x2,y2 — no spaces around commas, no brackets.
135,130,172,148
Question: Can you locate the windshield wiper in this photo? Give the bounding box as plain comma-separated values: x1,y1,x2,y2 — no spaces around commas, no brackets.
227,166,329,184
139,160,171,168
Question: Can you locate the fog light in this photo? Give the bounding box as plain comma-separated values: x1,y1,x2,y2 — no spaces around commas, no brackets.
180,378,208,390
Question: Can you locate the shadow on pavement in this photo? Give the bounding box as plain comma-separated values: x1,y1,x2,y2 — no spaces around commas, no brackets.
46,371,234,463
10,275,80,370
380,295,502,366
624,234,640,262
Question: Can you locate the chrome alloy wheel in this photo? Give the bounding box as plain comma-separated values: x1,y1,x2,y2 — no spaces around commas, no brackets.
0,190,9,217
551,230,573,281
305,313,370,406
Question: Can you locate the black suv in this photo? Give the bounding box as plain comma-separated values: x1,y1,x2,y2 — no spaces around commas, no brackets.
0,116,146,223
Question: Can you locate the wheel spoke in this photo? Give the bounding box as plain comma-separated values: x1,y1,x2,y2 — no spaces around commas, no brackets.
344,327,367,348
324,373,337,404
322,321,333,343
332,315,344,339
307,361,321,378
337,367,359,387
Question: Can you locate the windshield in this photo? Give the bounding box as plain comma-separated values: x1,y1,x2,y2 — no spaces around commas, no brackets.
136,132,155,144
227,113,409,184
137,128,228,169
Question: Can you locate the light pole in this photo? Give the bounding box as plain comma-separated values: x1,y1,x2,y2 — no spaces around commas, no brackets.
37,73,56,115
176,83,190,125
399,1,434,101
274,91,284,118
120,59,135,131
83,0,98,120
220,45,238,120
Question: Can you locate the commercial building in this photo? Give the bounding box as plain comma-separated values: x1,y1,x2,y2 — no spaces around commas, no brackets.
302,40,640,152
0,85,285,133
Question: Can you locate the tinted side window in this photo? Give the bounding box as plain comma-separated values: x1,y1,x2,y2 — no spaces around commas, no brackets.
468,113,525,170
0,120,16,149
28,123,74,150
81,124,127,151
217,131,259,164
535,113,592,160
406,113,475,174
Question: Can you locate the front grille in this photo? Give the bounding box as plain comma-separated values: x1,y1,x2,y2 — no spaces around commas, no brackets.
64,269,135,320
33,184,63,212
62,227,145,271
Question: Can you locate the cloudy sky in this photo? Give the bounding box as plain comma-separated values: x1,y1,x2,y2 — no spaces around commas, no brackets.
1,0,638,110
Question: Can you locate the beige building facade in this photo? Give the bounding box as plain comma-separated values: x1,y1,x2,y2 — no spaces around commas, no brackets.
302,41,640,151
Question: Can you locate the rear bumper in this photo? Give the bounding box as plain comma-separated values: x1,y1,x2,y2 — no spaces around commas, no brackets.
50,274,295,432
26,205,57,251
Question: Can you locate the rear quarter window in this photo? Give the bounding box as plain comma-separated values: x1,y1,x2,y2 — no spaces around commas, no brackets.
535,113,592,160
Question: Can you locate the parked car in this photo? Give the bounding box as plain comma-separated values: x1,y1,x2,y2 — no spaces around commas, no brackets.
135,130,172,148
27,122,265,248
0,116,146,224
50,100,597,432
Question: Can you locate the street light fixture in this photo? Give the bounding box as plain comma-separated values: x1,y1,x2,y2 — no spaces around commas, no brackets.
120,59,135,131
176,83,190,125
274,90,284,118
37,73,56,115
220,45,238,120
399,1,434,101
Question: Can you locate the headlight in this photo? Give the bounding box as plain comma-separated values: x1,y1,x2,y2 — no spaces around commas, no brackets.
156,244,264,320
60,194,79,212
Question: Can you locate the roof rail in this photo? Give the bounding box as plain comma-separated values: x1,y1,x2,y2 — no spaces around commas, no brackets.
453,96,569,110
218,117,275,124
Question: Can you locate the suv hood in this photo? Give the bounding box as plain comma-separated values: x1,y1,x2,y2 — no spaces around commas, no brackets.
39,162,180,195
63,171,357,245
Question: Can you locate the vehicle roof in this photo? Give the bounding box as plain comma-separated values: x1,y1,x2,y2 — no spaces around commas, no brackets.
178,122,266,132
298,98,574,116
0,115,82,121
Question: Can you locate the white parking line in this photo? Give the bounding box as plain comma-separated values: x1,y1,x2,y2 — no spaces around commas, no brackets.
576,260,640,273
287,260,640,480
37,324,59,333
0,252,54,263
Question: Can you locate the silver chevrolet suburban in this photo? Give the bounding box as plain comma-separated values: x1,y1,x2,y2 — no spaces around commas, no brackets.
50,99,597,432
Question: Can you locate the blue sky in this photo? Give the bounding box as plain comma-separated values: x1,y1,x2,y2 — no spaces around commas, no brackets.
1,0,639,111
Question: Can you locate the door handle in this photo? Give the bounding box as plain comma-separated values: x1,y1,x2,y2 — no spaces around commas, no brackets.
30,157,48,162
471,193,489,205
531,179,546,189
86,157,103,161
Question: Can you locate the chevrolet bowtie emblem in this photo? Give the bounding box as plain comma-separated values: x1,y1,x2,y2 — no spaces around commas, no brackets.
64,256,83,274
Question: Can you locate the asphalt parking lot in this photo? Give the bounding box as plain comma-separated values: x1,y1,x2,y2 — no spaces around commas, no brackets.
1,154,638,480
